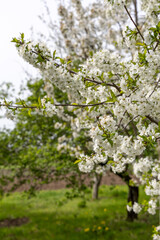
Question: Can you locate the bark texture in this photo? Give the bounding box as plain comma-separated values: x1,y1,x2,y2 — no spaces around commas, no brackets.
117,171,139,221
92,173,102,199
127,185,139,221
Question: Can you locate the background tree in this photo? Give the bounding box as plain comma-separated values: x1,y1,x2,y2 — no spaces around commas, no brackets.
0,79,93,198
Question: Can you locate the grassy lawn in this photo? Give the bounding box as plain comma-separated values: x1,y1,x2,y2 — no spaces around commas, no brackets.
0,185,158,240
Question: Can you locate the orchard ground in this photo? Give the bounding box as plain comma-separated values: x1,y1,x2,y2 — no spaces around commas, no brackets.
0,185,158,240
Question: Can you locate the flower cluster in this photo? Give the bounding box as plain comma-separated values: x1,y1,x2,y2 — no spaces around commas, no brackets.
127,202,142,214
153,226,160,240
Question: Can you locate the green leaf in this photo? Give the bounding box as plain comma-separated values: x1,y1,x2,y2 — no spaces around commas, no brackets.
74,159,82,164
67,60,72,65
53,50,56,60
71,103,78,105
108,71,114,78
109,89,116,100
36,54,45,63
11,37,19,43
136,42,145,46
28,109,31,117
21,33,24,41
60,58,65,64
38,97,42,108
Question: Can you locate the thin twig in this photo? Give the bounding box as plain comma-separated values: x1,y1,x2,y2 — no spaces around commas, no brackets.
128,112,138,135
122,124,130,136
124,115,139,129
148,78,160,98
54,101,113,107
0,100,114,110
0,104,37,109
153,41,160,52
124,5,144,41
153,34,160,51
133,0,138,26
117,110,127,129
146,115,159,125
117,21,124,40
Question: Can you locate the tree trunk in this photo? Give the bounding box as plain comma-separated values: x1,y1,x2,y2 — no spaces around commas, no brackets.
127,185,139,221
92,173,102,200
117,171,139,221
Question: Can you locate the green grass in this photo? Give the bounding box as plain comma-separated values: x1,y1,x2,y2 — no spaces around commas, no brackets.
0,185,158,240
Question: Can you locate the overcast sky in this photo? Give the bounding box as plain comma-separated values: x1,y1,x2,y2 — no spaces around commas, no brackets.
0,0,58,129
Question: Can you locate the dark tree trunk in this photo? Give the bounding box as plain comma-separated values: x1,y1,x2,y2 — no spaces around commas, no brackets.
117,171,139,221
127,185,139,221
92,173,102,200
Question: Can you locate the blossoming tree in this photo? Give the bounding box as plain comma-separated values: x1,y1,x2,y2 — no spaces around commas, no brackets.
38,0,142,205
1,0,160,238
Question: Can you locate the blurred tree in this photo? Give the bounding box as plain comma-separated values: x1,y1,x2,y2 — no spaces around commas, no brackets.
0,79,92,197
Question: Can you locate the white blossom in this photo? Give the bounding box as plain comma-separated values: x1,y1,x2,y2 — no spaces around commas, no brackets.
133,202,142,214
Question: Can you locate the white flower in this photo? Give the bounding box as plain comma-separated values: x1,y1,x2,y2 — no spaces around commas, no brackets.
78,158,94,173
148,208,156,215
156,226,160,231
133,202,142,214
54,122,62,129
153,234,160,240
126,205,132,212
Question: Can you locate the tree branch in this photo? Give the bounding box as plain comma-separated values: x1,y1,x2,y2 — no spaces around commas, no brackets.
124,5,144,41
0,100,114,110
133,0,138,26
153,33,160,52
117,110,127,129
148,78,160,98
124,114,139,131
146,115,159,125
0,104,37,109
